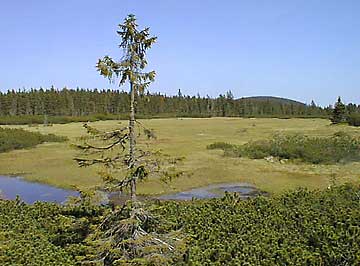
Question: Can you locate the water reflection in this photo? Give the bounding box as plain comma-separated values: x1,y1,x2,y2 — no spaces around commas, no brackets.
0,175,79,204
158,183,264,200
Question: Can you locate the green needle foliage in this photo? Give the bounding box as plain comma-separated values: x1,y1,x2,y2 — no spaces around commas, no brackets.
1,183,360,265
0,197,106,266
155,183,360,265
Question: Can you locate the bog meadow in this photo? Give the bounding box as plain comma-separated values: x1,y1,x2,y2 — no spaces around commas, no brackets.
1,1,360,265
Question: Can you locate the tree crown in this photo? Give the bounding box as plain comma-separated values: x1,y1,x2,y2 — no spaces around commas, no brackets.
96,14,157,93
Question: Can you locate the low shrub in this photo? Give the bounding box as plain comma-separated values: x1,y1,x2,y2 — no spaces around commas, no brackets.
0,127,68,153
208,132,360,164
207,142,236,150
0,198,106,266
156,183,360,265
1,183,360,265
348,113,360,127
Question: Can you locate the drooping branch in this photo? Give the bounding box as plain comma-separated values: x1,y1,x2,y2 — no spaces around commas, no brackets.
74,155,122,168
74,137,127,152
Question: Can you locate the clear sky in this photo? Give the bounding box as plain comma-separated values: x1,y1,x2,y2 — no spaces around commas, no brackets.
0,0,359,106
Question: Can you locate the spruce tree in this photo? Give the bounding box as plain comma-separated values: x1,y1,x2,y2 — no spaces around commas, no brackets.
331,96,347,124
74,15,184,265
95,14,156,200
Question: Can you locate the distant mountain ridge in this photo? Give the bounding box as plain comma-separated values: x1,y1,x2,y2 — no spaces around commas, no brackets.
238,96,307,106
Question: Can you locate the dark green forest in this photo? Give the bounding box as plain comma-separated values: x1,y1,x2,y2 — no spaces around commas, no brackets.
1,88,359,125
0,88,333,119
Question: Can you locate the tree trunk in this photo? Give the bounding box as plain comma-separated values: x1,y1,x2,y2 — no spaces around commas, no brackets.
129,81,137,201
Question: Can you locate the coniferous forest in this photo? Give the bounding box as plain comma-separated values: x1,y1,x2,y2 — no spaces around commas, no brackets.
1,88,359,123
0,88,330,119
2,88,360,126
0,87,360,126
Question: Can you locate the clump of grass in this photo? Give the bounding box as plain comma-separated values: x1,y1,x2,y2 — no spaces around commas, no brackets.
0,127,68,153
208,132,360,164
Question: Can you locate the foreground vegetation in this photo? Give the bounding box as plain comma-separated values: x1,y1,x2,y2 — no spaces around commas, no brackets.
208,132,360,164
1,183,359,265
0,118,359,194
157,183,360,265
0,127,67,153
0,196,106,266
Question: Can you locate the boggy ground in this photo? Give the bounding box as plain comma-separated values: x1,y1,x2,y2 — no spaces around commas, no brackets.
0,117,359,195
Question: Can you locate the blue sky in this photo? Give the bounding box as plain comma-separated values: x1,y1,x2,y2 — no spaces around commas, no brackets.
0,0,359,106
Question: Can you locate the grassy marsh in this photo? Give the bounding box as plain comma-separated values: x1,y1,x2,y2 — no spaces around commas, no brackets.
0,118,359,195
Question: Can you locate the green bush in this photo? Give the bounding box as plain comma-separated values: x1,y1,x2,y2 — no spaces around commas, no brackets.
1,184,360,265
0,198,106,266
348,113,360,127
0,127,67,153
207,142,236,150
156,183,360,265
0,200,75,266
208,132,360,164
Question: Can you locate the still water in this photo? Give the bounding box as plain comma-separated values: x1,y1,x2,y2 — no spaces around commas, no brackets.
0,175,79,204
158,183,263,200
0,176,263,204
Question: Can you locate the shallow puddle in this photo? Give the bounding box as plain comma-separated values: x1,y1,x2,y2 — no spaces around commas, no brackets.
0,175,79,204
158,183,265,200
0,176,265,204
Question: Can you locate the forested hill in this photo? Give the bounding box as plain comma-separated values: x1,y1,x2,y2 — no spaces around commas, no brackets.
240,96,306,107
0,88,331,119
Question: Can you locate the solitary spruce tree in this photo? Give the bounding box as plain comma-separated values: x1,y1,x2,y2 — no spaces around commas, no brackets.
331,96,347,124
95,14,156,201
74,16,184,265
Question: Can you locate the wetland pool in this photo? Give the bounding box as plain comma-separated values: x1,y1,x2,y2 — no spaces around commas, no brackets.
0,176,264,204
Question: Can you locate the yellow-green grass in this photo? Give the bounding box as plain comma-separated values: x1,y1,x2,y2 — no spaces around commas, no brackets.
0,118,359,195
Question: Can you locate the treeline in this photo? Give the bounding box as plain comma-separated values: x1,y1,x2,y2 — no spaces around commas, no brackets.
1,88,359,124
0,87,329,119
330,97,360,127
